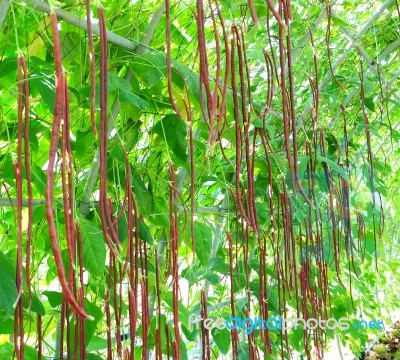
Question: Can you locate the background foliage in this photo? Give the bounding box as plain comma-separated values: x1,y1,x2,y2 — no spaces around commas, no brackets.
0,0,399,359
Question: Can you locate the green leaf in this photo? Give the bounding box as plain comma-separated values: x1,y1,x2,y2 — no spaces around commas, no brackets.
182,266,199,283
0,318,14,334
268,288,279,312
131,170,153,217
180,338,189,360
80,219,107,278
255,202,270,223
152,114,188,162
139,219,153,244
170,23,189,45
108,72,132,92
69,299,103,355
289,326,304,349
249,279,260,300
75,128,95,161
331,15,350,27
31,165,47,196
246,48,266,62
0,57,17,89
238,342,249,360
33,205,46,224
364,97,375,111
0,153,15,181
109,143,125,163
212,328,231,355
0,57,17,78
253,119,264,129
162,292,190,327
194,222,212,267
149,195,169,228
181,324,198,342
30,71,56,111
316,156,350,182
43,290,62,307
83,300,103,342
60,31,81,63
208,257,229,274
122,119,142,149
171,61,202,110
134,347,142,359
24,345,39,360
0,252,18,320
130,52,166,88
86,336,108,351
0,343,13,359
23,292,46,316
204,273,220,285
117,212,128,243
347,76,374,94
86,353,104,360
120,90,148,110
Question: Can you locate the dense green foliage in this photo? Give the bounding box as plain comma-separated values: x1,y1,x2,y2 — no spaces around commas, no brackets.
0,0,399,359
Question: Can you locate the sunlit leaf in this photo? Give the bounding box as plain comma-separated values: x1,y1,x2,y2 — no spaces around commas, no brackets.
0,252,18,320
194,222,212,267
80,219,106,278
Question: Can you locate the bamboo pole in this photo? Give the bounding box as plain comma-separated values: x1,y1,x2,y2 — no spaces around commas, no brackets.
0,197,229,215
24,0,139,52
0,0,9,30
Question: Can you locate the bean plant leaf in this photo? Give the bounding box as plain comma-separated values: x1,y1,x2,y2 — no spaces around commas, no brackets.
130,52,166,87
43,291,62,308
181,324,198,342
68,299,103,354
139,219,153,244
131,170,153,217
152,114,188,162
162,291,190,327
316,155,350,182
331,15,351,27
80,219,106,278
86,336,108,351
194,222,212,267
31,164,47,196
0,343,13,358
108,72,132,92
24,345,39,360
0,318,13,334
119,90,148,110
0,252,18,320
30,71,56,110
212,328,231,355
22,293,46,316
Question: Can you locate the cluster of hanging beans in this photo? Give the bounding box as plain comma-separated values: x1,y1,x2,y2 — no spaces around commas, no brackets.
10,0,387,359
